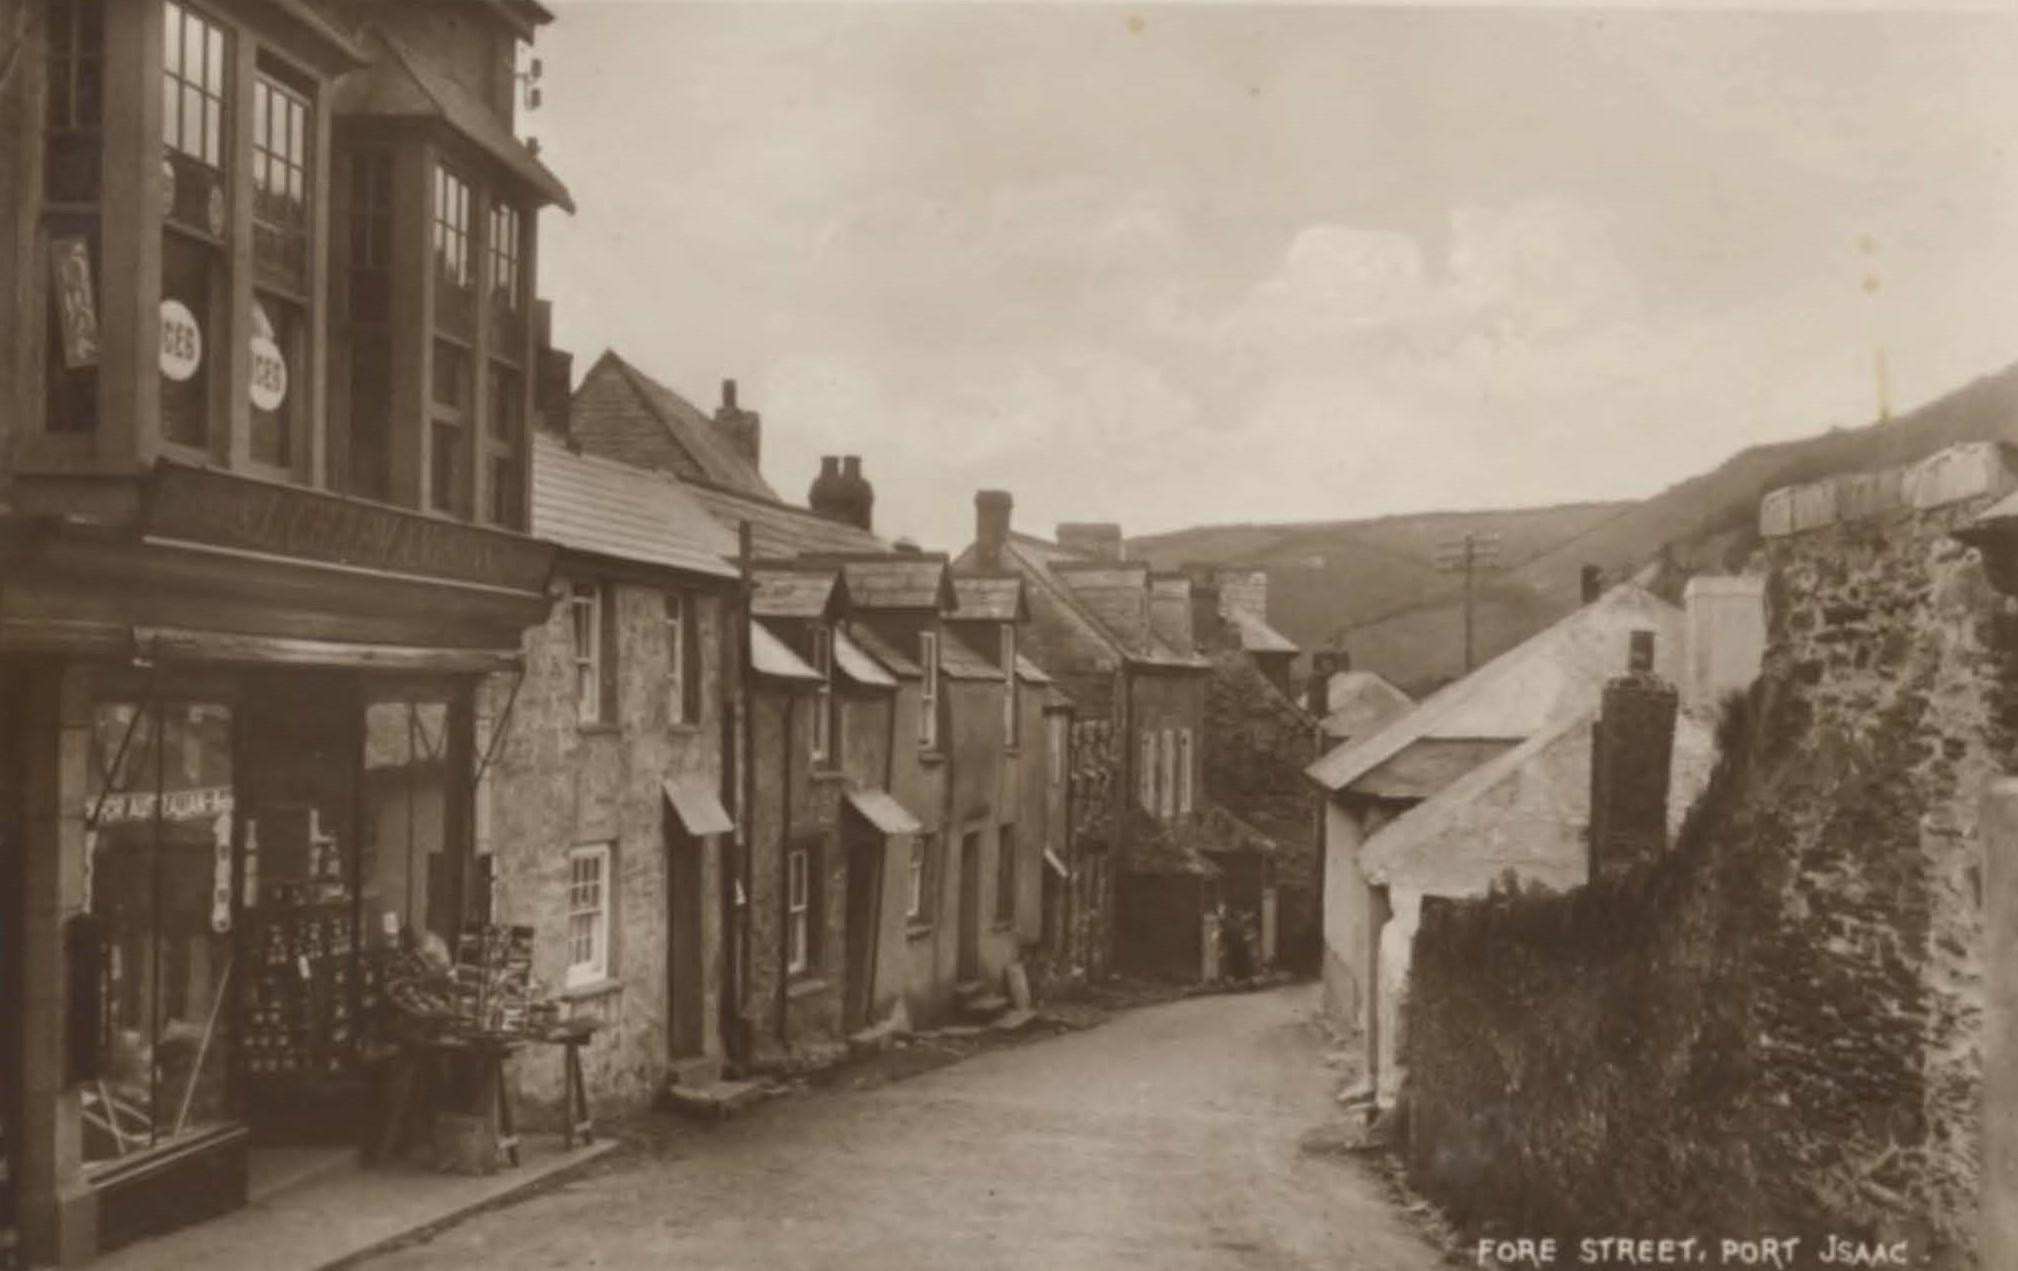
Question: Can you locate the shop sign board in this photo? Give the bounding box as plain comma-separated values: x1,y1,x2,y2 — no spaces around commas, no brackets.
145,463,556,595
49,236,100,370
86,786,234,826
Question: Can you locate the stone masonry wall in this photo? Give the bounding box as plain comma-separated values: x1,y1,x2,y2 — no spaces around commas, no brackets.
487,580,727,1118
1402,468,2016,1270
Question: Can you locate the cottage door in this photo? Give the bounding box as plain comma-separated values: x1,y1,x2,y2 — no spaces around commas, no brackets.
957,832,983,981
666,827,706,1061
841,832,883,1033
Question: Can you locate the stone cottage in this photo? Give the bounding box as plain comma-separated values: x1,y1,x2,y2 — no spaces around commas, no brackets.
488,433,743,1114
1307,579,1753,1104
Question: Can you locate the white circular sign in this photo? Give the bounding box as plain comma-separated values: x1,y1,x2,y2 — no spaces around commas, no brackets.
250,336,288,412
159,299,202,382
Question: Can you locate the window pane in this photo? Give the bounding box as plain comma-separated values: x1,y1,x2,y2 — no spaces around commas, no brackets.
84,702,235,1166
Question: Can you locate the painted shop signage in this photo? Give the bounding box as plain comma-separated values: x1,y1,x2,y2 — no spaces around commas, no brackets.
146,463,555,594
159,299,203,381
86,785,234,826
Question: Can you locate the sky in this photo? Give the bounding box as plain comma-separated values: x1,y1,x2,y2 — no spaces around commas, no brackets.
524,1,2018,551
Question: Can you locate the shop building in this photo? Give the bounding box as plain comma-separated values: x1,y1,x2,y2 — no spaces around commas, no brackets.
0,0,572,1262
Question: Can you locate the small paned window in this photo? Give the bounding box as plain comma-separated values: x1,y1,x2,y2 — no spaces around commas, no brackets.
433,164,472,287
488,201,522,310
811,626,834,763
251,72,310,288
163,2,227,171
565,844,611,986
571,583,603,725
919,631,940,750
787,846,816,974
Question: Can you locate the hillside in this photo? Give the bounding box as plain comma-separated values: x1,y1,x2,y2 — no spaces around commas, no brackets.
1134,359,2018,696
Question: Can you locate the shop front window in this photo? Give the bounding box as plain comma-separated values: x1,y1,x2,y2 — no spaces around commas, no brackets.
83,701,236,1168
361,700,455,949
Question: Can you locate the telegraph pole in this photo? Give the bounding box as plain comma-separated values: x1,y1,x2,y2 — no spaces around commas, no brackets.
1432,530,1502,675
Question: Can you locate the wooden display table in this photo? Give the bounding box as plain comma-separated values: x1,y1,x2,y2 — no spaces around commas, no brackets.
367,1034,522,1171
535,1019,599,1151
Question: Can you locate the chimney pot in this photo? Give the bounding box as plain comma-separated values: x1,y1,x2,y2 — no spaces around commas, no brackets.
820,456,840,478
723,378,738,410
842,455,861,480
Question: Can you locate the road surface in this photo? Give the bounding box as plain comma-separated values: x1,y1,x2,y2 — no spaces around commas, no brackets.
358,985,1450,1271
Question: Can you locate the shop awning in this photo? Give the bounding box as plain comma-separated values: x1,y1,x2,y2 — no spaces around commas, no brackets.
750,621,823,684
1044,848,1070,880
844,787,922,836
663,775,734,838
134,626,523,674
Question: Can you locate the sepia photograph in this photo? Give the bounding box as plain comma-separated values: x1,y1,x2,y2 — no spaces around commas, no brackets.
0,0,2015,1268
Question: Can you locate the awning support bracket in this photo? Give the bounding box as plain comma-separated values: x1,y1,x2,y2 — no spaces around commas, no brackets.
471,662,526,792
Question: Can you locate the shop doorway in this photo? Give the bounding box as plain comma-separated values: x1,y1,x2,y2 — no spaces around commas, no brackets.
841,830,884,1033
957,831,982,982
666,827,706,1062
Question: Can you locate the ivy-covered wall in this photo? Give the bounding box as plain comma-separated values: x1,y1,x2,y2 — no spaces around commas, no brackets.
1402,495,2016,1270
1205,653,1320,971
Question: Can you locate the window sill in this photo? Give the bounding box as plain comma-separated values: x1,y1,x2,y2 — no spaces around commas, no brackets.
918,751,946,768
810,766,848,783
559,977,623,1003
786,976,830,1000
576,722,619,737
666,721,704,737
906,921,935,941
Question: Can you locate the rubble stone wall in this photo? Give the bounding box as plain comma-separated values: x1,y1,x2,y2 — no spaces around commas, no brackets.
1403,484,2015,1270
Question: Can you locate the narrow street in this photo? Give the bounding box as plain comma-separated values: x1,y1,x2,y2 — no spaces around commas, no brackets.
356,986,1449,1271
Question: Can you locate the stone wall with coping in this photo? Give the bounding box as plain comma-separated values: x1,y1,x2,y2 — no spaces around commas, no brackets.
1401,441,2018,1270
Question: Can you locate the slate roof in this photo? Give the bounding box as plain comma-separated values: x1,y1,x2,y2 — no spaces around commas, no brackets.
1358,704,1718,889
950,575,1027,622
939,630,1008,682
530,432,737,581
850,624,923,680
1230,610,1300,656
334,29,573,211
1321,671,1416,741
750,566,842,620
828,557,954,612
1306,582,1686,795
966,536,1208,671
569,352,777,499
688,485,887,558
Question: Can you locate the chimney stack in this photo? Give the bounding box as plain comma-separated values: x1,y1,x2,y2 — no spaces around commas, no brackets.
1581,565,1605,605
1589,630,1679,882
808,455,874,532
715,378,763,471
1683,576,1766,714
1056,523,1124,564
976,490,1013,571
